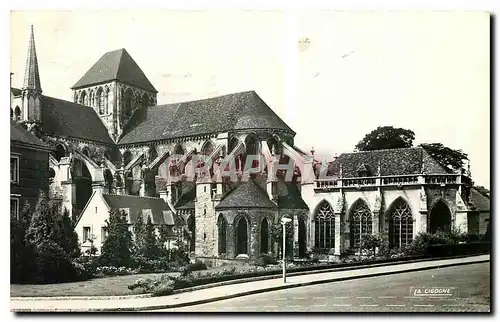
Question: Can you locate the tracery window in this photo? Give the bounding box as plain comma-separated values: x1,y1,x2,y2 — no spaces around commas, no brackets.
388,198,413,249
350,200,372,249
314,201,335,250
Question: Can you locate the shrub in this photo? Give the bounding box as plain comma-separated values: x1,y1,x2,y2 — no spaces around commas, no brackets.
99,209,134,268
360,234,383,256
253,254,278,267
181,260,207,276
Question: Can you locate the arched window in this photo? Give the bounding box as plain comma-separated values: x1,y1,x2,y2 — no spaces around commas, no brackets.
88,90,94,107
218,214,227,255
235,216,249,255
104,87,109,114
202,141,215,156
314,201,335,251
80,91,86,105
54,144,67,162
148,147,158,164
429,200,452,234
10,108,13,119
350,200,372,249
81,147,90,158
260,218,270,254
187,215,195,252
98,88,106,115
388,198,413,249
14,107,21,121
123,89,133,120
122,150,132,168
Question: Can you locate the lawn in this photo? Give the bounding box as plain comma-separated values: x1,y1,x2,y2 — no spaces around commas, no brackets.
10,264,253,297
10,272,177,297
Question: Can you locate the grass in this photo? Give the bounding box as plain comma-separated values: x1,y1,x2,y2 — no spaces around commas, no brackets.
10,273,178,297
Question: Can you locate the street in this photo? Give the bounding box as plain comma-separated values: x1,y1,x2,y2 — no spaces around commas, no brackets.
157,262,490,312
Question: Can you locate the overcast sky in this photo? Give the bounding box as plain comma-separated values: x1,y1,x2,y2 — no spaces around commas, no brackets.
10,10,490,188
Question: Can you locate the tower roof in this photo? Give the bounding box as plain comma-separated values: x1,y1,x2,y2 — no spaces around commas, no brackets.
23,25,42,91
71,48,157,93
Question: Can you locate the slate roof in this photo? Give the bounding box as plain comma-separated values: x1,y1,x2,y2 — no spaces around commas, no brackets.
10,120,51,150
326,147,449,178
11,87,22,96
277,183,309,210
118,91,294,145
470,188,490,212
40,95,114,144
216,179,278,209
102,194,174,225
174,182,196,210
72,48,157,93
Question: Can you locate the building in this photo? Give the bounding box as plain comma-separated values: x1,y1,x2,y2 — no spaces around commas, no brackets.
10,120,52,218
11,26,488,259
75,189,177,255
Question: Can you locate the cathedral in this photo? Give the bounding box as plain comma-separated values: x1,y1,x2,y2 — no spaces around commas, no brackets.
11,26,489,261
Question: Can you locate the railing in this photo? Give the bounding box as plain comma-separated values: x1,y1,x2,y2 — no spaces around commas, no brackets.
314,174,460,191
425,175,458,185
383,175,419,185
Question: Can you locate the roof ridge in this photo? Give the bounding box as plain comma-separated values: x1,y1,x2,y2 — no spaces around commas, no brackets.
103,193,164,200
342,146,421,155
156,90,257,107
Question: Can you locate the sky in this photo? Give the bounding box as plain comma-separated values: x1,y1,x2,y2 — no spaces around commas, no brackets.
9,10,490,188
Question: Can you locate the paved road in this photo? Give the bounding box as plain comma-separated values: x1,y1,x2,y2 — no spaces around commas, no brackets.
158,262,490,312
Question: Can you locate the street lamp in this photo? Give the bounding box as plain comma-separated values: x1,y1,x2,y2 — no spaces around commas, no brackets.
281,216,292,283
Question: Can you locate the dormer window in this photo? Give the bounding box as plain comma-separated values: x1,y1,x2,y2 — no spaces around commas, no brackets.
356,163,371,177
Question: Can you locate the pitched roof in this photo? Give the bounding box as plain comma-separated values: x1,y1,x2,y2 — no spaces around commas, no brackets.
118,91,294,145
216,179,278,209
326,147,449,178
11,87,22,96
72,48,157,93
470,188,490,212
10,120,51,150
102,194,174,225
174,182,196,210
277,183,309,210
41,95,114,144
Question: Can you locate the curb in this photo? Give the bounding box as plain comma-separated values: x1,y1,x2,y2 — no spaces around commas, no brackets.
10,253,487,302
11,257,489,312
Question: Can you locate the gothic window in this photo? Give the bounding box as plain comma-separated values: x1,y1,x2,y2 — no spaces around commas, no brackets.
260,218,270,254
80,91,86,105
123,89,133,120
217,214,227,255
104,87,110,114
314,201,335,250
14,107,21,121
187,215,195,252
98,88,106,115
54,144,67,162
88,90,94,107
388,198,413,249
350,200,372,249
235,216,249,255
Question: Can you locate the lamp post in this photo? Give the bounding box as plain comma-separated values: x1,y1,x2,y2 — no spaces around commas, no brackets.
281,216,292,283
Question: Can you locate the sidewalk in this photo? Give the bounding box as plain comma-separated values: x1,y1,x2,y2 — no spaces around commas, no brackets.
11,254,489,312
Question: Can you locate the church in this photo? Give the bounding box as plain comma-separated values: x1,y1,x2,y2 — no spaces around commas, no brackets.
10,26,489,260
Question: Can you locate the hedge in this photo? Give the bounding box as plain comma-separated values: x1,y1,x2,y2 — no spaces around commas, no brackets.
424,242,491,257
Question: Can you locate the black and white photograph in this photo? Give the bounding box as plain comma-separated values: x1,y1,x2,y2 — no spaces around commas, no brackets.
8,5,491,314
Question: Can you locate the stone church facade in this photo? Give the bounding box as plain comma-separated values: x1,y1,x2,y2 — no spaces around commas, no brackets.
11,26,488,260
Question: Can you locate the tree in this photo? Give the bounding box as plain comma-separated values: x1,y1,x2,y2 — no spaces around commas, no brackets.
59,207,81,258
474,185,490,198
24,191,75,283
99,209,134,268
419,143,468,172
355,126,415,151
11,201,34,283
143,215,160,259
133,212,146,255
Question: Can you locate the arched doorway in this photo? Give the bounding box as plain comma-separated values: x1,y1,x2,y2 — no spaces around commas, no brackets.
71,158,93,217
429,200,452,233
388,198,413,249
314,201,335,251
187,215,195,252
235,216,249,255
260,218,270,254
298,217,307,257
54,144,67,162
349,199,372,250
217,214,227,255
104,169,114,194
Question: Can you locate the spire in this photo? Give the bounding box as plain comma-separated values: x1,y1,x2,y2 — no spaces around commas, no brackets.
23,25,42,92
